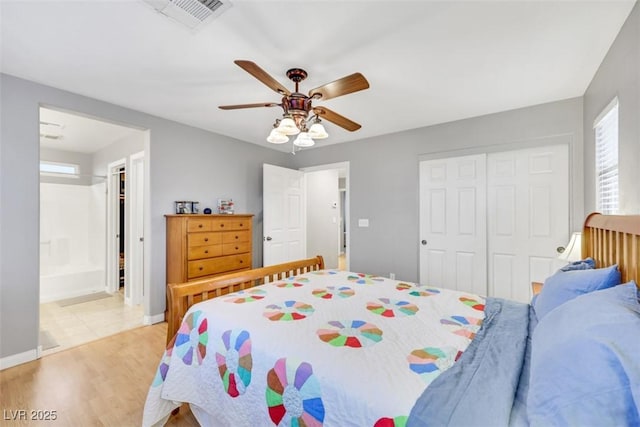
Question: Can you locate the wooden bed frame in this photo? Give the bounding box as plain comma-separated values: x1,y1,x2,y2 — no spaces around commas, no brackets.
165,213,640,343
166,255,325,343
583,213,640,285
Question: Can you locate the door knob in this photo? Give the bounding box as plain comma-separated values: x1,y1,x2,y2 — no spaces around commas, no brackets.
265,236,273,241
421,240,427,245
556,246,566,254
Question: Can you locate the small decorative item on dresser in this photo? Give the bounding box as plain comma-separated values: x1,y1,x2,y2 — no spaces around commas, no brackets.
217,198,235,214
175,201,199,214
203,208,212,214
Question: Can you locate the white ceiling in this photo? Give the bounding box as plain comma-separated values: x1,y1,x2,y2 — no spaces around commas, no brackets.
1,0,636,153
39,107,145,153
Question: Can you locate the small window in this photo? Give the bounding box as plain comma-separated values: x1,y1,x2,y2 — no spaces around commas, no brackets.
593,97,619,215
40,161,79,178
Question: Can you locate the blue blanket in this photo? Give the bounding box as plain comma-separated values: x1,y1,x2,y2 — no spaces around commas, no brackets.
408,297,530,427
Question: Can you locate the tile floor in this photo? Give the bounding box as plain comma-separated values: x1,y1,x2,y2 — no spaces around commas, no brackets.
39,289,144,356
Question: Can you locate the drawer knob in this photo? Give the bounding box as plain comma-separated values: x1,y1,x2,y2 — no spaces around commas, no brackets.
198,224,203,228
204,238,209,242
220,224,225,228
204,250,209,254
239,223,243,227
239,260,243,264
235,235,239,240
235,246,239,250
199,266,203,271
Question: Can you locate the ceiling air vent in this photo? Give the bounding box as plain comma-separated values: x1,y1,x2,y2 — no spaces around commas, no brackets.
143,0,232,30
39,121,64,141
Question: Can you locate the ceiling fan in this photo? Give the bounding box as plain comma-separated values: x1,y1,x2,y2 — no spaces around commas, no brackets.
219,60,370,147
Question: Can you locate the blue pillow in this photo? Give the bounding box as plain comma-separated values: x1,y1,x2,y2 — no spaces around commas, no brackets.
558,257,595,272
533,264,620,320
528,282,640,426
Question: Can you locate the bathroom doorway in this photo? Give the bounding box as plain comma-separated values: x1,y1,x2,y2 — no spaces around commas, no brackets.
38,106,147,355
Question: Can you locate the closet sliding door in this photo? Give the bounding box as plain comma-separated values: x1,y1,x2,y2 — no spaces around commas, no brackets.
487,145,569,302
419,154,487,296
419,144,569,302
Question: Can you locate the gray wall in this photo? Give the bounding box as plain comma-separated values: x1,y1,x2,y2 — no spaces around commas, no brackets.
306,169,340,269
0,73,290,359
291,98,584,281
92,130,146,177
584,1,640,214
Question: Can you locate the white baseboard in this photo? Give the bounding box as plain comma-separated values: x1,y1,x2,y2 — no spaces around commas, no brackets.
0,348,38,371
143,313,165,325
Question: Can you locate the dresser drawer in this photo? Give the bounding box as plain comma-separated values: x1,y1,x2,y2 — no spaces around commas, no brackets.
188,254,251,279
225,218,251,230
222,241,250,255
188,244,223,260
188,232,222,247
188,217,252,233
222,230,250,244
187,218,216,232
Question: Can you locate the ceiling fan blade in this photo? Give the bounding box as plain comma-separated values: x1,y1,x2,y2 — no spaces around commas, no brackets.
234,60,291,96
219,102,280,110
308,73,369,101
313,106,361,132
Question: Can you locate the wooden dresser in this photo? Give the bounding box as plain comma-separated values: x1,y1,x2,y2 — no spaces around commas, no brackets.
165,214,254,284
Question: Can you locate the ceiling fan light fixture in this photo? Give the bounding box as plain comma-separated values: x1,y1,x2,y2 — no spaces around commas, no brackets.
267,128,289,144
277,116,300,135
219,60,370,149
308,122,328,139
293,132,314,148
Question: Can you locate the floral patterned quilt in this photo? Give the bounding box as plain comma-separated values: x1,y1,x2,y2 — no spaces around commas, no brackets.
143,270,486,427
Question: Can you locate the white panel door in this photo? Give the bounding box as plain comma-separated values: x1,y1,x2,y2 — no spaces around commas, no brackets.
263,164,305,266
129,153,144,306
419,154,487,295
487,145,569,303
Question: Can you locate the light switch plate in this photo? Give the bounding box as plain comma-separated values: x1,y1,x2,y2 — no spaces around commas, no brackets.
358,219,369,227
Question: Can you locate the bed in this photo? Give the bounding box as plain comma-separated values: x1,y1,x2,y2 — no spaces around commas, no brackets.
143,213,640,426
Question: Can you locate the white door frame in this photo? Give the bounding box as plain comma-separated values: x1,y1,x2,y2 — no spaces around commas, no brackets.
128,151,145,306
300,162,350,271
107,158,126,295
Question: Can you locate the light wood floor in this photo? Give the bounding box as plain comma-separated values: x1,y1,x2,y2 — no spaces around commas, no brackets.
0,323,198,426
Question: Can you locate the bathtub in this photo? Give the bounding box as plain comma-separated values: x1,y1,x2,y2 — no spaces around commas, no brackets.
40,264,106,303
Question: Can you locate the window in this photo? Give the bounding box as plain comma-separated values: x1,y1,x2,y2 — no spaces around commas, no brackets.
593,97,619,215
40,161,79,178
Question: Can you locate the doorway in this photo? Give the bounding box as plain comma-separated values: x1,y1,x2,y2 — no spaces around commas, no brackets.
262,162,349,270
38,106,147,355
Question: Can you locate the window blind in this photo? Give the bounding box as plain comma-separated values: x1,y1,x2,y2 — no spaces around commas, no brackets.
594,98,619,215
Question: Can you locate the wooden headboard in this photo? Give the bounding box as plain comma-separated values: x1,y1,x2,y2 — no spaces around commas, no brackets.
582,213,640,286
